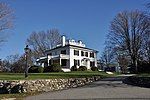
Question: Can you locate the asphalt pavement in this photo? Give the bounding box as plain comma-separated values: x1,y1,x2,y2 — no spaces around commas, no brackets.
25,76,150,100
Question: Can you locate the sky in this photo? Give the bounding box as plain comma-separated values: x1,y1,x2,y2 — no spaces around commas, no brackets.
0,0,149,59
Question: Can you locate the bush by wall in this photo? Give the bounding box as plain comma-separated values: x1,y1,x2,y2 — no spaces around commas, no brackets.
50,64,62,72
28,65,43,73
51,64,61,72
44,66,51,72
78,66,87,71
44,64,62,72
91,66,98,71
71,65,77,71
38,67,44,73
28,66,38,73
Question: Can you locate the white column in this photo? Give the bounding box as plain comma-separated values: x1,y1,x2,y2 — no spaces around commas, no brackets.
87,60,90,69
60,58,61,66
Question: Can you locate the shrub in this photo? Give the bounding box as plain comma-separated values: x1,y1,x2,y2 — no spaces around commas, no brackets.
28,66,38,73
44,66,51,72
44,64,61,72
138,61,150,73
71,65,77,71
28,65,44,73
78,66,87,71
51,64,61,72
91,66,98,71
128,61,150,73
38,67,44,73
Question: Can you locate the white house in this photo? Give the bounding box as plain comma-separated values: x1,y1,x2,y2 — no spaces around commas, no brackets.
43,35,98,72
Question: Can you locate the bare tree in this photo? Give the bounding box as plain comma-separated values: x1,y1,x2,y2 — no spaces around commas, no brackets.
1,54,20,72
143,3,150,63
116,52,129,73
26,28,61,60
11,55,26,73
0,2,13,45
100,46,114,68
0,59,11,72
142,30,150,63
2,54,28,73
47,29,61,48
107,10,150,73
146,3,150,8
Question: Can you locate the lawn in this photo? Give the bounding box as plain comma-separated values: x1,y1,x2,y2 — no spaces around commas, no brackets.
0,71,113,80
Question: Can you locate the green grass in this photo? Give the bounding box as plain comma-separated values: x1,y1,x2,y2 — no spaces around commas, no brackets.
0,71,113,80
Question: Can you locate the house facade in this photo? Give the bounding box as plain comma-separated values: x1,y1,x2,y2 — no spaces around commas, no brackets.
44,36,98,72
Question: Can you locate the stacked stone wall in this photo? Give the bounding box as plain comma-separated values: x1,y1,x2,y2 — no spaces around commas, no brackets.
0,76,101,94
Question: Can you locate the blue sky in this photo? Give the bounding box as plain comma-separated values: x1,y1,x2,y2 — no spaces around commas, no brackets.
0,0,148,59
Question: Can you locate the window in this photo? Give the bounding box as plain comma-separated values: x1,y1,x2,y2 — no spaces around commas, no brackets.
61,50,66,54
85,52,88,57
53,59,60,64
81,51,84,56
61,59,67,66
74,59,80,66
90,52,94,58
90,61,95,67
74,50,79,56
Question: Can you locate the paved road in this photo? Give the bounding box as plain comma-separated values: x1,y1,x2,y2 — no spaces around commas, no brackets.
25,77,150,100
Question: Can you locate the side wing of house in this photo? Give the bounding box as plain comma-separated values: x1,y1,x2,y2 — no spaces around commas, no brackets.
46,46,71,71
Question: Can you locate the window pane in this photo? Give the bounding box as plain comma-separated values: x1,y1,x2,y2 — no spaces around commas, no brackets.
74,59,80,66
61,59,67,66
90,61,95,67
81,51,84,56
85,52,88,57
90,52,94,58
74,50,79,56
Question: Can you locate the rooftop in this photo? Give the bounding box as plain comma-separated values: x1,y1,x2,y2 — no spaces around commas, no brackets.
45,36,98,53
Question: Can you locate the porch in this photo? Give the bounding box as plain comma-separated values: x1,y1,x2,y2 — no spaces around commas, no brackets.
48,58,70,69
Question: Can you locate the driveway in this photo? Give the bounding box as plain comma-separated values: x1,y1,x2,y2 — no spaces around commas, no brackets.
25,76,150,100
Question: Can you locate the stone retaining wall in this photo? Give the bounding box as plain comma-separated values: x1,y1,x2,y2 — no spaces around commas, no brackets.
0,76,101,94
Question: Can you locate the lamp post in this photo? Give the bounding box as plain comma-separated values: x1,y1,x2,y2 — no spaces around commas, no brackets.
24,45,30,78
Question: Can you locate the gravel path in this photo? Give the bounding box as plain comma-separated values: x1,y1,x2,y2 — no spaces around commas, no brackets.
25,77,150,100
